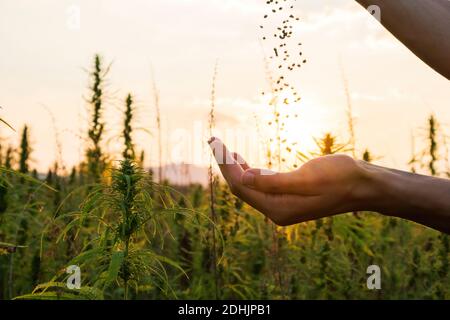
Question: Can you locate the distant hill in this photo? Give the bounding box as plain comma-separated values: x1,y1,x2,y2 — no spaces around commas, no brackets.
36,163,210,186
149,163,209,186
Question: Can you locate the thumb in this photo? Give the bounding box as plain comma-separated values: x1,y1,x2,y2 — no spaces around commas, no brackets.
241,168,297,193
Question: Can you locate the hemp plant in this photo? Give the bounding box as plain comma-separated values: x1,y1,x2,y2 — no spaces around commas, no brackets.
20,159,201,300
122,94,136,161
86,54,110,182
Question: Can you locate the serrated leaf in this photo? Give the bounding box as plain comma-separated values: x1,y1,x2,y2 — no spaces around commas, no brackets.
106,250,124,285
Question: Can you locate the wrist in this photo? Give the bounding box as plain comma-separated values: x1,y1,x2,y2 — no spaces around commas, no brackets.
354,161,434,218
353,160,450,234
352,160,397,215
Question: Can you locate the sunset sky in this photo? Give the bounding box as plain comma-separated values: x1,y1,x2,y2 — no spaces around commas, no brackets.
1,0,449,174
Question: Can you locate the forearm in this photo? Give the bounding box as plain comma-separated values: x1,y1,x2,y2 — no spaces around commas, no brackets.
360,162,450,234
355,0,450,80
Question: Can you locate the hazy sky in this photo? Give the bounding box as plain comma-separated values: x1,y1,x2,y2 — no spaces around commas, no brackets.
1,0,449,173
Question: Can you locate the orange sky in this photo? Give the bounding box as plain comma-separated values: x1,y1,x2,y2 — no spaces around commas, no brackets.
1,0,449,174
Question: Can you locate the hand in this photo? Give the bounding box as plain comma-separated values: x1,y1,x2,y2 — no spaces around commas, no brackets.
208,137,374,226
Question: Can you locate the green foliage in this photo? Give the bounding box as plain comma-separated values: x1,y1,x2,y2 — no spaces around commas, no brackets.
122,94,136,161
19,125,30,174
428,115,438,176
0,56,448,300
86,54,109,182
24,159,206,300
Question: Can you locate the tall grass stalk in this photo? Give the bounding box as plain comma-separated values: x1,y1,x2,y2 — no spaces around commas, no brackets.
44,105,65,174
340,62,356,158
151,71,163,183
208,61,219,299
409,130,418,173
261,53,288,298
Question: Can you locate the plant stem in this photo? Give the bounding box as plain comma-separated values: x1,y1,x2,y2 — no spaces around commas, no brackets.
8,253,13,299
151,71,163,183
124,238,130,300
208,61,219,300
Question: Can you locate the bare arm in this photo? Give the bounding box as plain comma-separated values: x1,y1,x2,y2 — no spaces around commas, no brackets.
358,162,450,234
356,0,450,80
209,2,450,234
209,138,450,234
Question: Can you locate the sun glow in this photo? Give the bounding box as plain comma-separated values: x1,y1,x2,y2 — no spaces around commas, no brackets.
256,91,329,170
